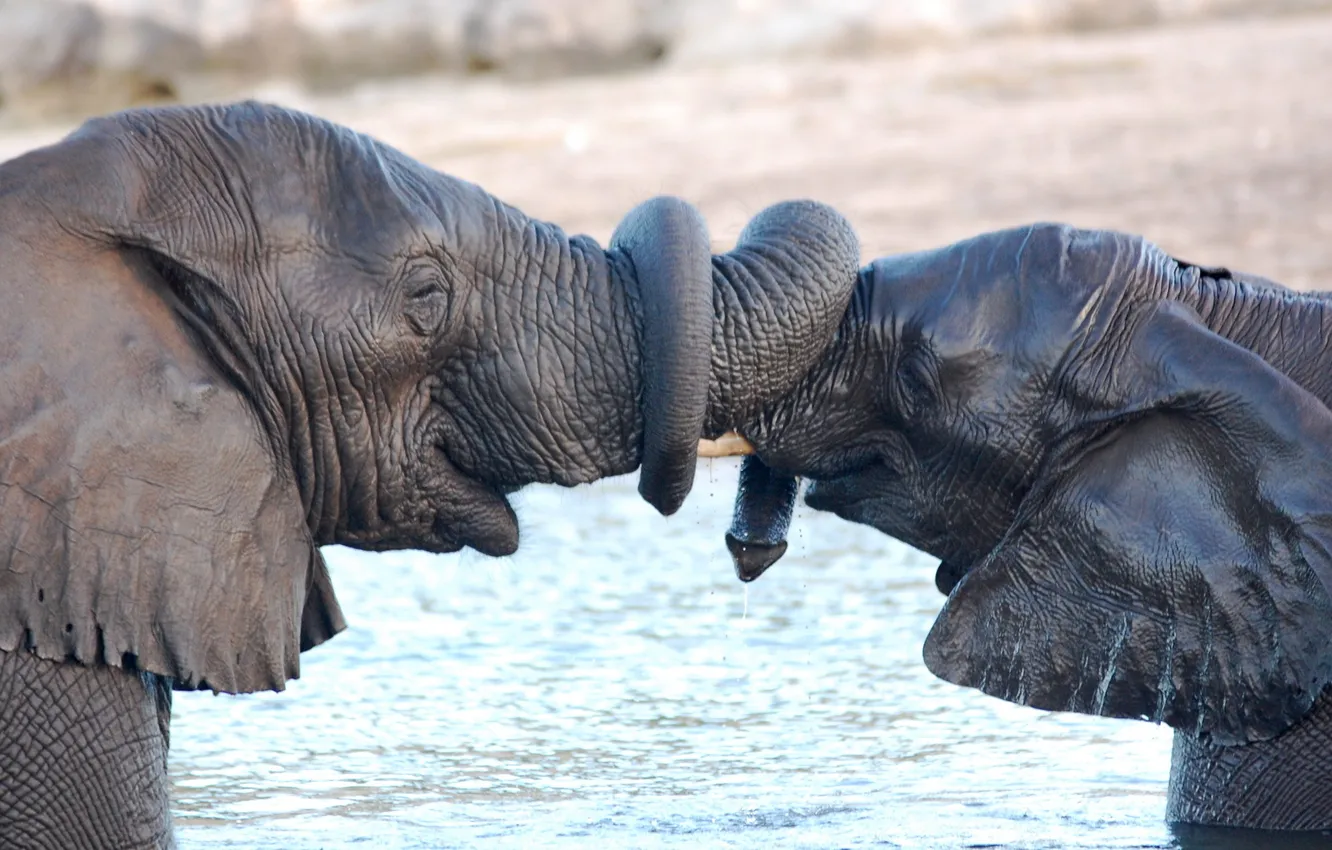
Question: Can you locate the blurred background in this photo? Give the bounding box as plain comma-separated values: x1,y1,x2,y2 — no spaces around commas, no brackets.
4,2,1331,847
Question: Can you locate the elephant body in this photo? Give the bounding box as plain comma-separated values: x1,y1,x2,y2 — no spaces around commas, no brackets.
0,102,862,845
726,223,1332,829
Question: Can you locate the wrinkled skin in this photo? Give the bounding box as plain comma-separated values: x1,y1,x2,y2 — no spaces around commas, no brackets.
0,101,862,847
726,223,1332,830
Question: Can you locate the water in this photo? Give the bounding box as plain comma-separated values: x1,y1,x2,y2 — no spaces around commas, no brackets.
169,460,1183,848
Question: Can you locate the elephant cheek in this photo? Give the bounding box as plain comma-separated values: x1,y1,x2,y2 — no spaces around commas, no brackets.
803,476,865,520
804,470,926,550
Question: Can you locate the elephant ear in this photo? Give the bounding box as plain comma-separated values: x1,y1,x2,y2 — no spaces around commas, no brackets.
924,301,1332,746
0,246,344,694
610,197,714,516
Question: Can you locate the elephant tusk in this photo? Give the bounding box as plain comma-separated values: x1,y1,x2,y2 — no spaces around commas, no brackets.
697,432,755,458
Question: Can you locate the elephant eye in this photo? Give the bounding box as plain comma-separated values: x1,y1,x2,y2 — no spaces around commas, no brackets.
407,278,444,301
402,265,451,336
891,345,940,422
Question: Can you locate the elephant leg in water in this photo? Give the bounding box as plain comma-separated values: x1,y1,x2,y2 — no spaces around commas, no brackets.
1169,696,1332,829
0,102,862,846
708,222,1332,830
0,654,172,848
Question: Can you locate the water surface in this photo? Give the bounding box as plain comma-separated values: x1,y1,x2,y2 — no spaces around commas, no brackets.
172,461,1183,848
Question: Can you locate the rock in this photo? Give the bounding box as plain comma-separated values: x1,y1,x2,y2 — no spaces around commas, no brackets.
0,0,674,118
276,0,473,81
0,0,201,120
666,0,1332,63
1,0,1329,121
464,0,672,76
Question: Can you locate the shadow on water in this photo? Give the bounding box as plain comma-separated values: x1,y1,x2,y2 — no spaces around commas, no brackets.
1171,825,1332,850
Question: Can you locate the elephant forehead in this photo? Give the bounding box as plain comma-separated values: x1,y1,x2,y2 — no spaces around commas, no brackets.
109,101,448,260
862,223,1143,366
245,128,439,251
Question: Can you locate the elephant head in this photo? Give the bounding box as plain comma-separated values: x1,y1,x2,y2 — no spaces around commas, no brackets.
0,101,860,695
722,222,1332,747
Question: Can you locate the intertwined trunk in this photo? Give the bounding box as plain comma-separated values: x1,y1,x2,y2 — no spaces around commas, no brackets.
444,196,864,519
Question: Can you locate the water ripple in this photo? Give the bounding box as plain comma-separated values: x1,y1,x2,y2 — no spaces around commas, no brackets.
172,463,1176,848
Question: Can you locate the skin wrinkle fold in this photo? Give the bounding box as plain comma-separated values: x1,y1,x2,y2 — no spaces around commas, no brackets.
297,314,341,540
333,338,378,531
537,233,587,472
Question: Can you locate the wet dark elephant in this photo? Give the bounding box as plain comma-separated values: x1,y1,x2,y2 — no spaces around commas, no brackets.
0,101,861,847
715,223,1332,830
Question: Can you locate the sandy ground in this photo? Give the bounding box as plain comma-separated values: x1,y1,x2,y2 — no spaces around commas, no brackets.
2,11,1330,289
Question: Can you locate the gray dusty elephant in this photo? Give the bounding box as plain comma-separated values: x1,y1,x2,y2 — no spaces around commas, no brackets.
713,222,1332,831
0,101,861,847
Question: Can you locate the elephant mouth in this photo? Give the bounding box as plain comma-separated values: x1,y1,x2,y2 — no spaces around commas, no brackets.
930,486,1047,601
934,558,972,595
930,423,1095,600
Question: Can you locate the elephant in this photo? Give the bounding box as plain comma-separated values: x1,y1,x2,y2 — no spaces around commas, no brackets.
710,222,1332,831
0,100,862,847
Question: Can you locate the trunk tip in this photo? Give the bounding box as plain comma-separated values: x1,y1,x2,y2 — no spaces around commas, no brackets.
725,531,787,582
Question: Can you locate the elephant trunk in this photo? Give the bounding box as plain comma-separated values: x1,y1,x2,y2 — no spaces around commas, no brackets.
703,201,862,581
609,198,861,517
705,201,862,436
611,198,714,516
726,454,799,582
439,196,859,541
